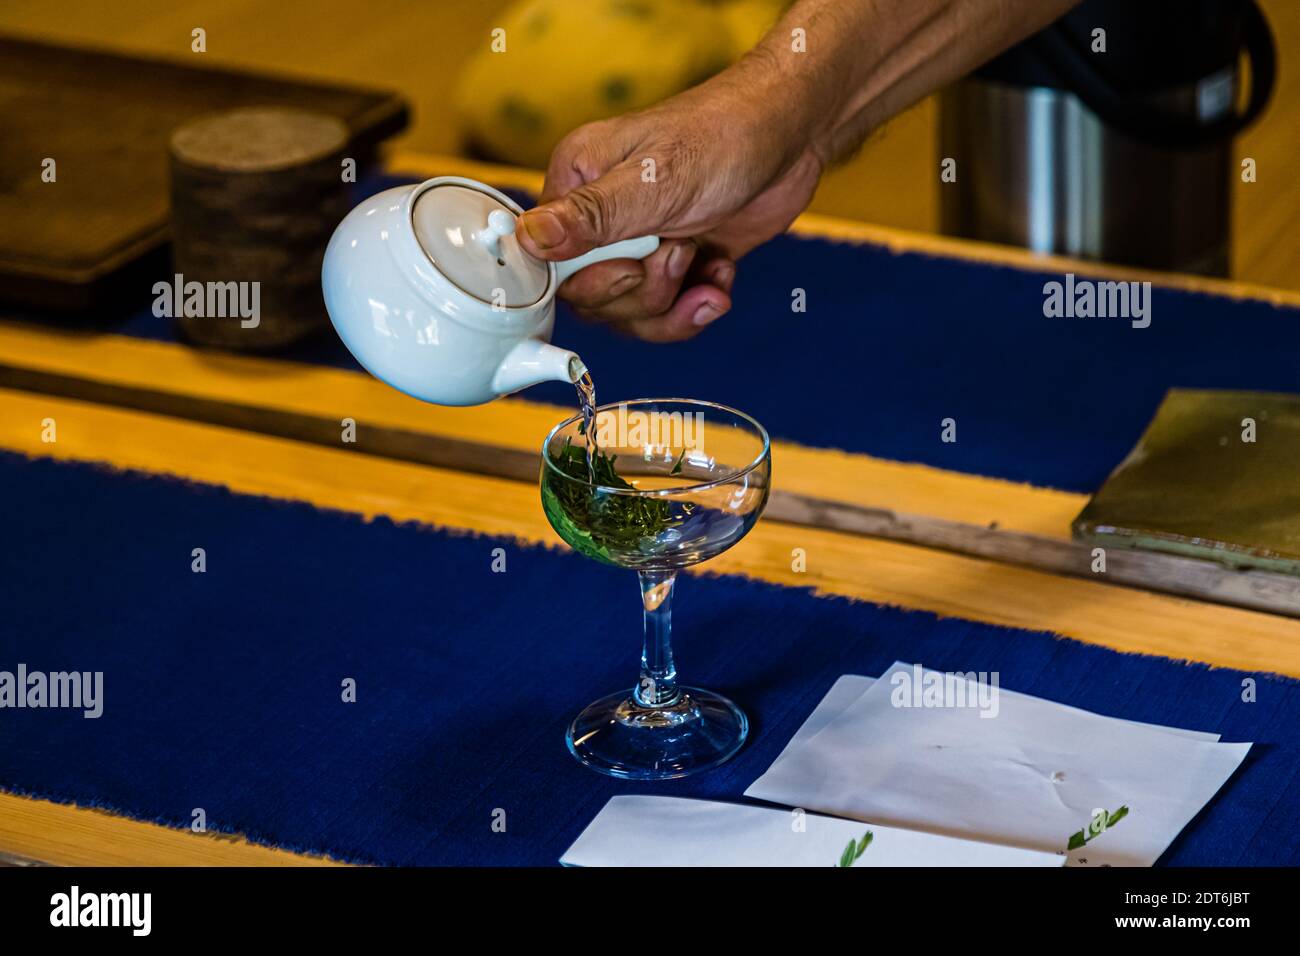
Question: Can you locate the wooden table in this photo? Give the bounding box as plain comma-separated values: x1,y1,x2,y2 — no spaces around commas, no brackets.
2,0,1297,290
3,152,1299,866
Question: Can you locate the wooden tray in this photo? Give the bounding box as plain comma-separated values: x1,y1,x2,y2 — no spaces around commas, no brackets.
0,34,409,312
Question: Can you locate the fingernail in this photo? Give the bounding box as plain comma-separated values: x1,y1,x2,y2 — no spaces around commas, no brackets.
712,262,735,292
692,303,723,326
609,272,642,297
520,209,566,250
668,243,695,279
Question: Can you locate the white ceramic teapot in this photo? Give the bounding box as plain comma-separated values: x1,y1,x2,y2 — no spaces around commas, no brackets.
321,176,659,406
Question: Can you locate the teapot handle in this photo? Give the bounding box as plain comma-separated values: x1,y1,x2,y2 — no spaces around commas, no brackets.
554,235,660,285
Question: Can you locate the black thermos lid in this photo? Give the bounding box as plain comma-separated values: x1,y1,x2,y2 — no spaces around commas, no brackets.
978,0,1250,92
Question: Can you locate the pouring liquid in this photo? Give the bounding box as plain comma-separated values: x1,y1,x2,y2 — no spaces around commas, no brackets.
575,370,599,483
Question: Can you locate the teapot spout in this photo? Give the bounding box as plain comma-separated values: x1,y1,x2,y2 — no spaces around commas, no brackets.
491,338,586,397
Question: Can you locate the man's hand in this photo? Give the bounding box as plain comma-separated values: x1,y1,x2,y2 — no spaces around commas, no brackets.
516,0,1082,343
516,55,825,343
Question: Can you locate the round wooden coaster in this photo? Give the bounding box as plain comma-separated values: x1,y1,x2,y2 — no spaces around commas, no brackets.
171,107,348,174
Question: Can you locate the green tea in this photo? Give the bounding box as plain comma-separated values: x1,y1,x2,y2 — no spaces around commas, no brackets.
542,432,694,565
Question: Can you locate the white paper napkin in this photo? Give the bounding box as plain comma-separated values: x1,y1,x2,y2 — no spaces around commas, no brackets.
561,795,1065,867
792,674,1222,747
745,663,1250,867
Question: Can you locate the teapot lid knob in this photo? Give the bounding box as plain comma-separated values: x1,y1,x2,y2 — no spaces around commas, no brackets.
475,209,516,260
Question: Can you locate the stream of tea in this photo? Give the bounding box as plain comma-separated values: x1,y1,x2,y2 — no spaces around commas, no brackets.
575,370,599,482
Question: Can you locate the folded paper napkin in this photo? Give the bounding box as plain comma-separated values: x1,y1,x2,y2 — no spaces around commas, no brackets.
1073,388,1300,574
745,663,1250,867
561,795,1064,867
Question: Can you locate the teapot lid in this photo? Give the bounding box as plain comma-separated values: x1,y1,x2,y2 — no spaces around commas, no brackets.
411,182,550,308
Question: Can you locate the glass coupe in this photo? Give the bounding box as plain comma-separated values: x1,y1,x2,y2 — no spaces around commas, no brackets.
541,398,771,780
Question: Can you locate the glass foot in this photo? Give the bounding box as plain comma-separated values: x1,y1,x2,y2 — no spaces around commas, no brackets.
566,686,748,780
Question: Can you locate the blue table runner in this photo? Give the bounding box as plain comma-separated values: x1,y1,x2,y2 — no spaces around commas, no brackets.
0,452,1296,865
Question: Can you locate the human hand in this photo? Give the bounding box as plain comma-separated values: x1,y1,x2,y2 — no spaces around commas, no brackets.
516,57,825,342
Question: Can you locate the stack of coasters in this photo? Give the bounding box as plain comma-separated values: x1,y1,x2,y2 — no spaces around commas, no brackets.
1073,388,1300,574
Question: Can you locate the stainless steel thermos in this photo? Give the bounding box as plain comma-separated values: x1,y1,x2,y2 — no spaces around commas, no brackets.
940,0,1275,275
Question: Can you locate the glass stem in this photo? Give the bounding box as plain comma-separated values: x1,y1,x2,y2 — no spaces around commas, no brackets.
635,570,679,708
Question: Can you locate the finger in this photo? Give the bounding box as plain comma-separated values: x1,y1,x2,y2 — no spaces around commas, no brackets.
556,258,646,310
519,160,667,261
612,283,731,343
562,239,696,321
527,122,629,255
691,255,736,295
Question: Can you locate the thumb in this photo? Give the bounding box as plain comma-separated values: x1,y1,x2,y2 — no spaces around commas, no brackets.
517,161,665,261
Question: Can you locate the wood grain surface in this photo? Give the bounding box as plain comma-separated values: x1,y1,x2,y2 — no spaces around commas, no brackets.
5,342,1300,618
0,792,342,867
1,0,1293,288
0,34,406,310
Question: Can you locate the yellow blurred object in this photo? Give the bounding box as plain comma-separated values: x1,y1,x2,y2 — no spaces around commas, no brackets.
456,0,735,169
715,0,788,57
